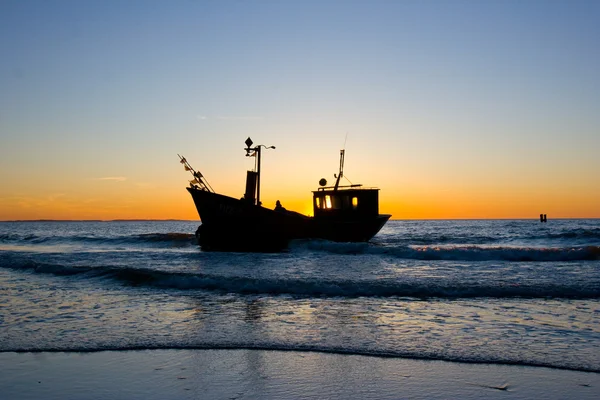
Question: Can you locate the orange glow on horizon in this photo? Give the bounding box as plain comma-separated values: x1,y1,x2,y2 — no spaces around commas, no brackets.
1,185,599,221
1,163,598,221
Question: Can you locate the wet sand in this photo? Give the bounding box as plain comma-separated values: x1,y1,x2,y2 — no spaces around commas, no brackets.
1,349,598,399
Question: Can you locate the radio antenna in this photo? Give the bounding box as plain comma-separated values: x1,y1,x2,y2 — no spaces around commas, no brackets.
334,133,348,191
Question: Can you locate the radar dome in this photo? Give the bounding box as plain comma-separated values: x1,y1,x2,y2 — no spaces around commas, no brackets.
319,178,327,186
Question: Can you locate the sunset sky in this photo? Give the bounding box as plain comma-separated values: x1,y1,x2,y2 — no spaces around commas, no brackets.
1,0,599,220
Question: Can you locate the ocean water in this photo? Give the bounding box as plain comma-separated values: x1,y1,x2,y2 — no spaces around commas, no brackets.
1,219,599,373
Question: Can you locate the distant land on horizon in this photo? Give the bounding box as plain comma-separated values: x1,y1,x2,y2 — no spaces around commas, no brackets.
0,219,195,223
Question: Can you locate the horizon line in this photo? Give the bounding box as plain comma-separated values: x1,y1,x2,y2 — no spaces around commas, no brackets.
1,217,599,223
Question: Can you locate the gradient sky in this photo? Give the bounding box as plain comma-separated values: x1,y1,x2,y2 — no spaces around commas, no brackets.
1,0,599,220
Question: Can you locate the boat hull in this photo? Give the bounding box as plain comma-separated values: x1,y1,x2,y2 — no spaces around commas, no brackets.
186,187,390,251
313,214,391,242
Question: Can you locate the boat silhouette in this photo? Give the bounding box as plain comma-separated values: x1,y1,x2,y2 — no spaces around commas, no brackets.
180,137,391,251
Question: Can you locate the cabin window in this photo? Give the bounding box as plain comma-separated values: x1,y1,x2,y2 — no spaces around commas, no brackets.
315,197,321,209
352,197,358,210
325,195,332,209
342,196,350,209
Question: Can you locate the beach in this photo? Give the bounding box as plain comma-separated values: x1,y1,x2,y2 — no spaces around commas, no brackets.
2,349,598,399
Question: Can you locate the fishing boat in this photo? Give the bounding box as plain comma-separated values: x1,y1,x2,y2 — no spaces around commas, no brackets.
180,137,391,251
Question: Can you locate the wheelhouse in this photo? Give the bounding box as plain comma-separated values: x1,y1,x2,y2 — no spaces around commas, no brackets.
313,186,380,219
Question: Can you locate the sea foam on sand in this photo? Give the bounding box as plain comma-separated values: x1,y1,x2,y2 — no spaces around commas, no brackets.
1,349,598,400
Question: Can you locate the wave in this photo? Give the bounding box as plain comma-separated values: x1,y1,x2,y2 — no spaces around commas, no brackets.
375,226,600,245
135,233,196,244
3,344,598,374
2,258,598,299
0,232,196,247
377,234,501,245
297,241,600,262
538,228,600,240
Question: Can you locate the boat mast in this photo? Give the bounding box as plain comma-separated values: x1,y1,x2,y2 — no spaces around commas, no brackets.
256,144,262,205
245,137,275,206
333,149,345,191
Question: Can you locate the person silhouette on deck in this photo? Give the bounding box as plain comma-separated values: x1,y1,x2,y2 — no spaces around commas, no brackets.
275,200,286,212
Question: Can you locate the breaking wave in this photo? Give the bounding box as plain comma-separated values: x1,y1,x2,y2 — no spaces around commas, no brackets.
296,241,600,262
2,258,598,299
0,232,196,247
5,345,598,374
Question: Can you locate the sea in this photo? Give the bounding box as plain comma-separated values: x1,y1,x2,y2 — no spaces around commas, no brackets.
1,219,599,373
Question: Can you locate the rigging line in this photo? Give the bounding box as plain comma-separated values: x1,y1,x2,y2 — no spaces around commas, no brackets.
178,154,214,192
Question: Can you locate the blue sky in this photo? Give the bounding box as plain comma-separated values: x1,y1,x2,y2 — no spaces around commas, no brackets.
1,0,599,219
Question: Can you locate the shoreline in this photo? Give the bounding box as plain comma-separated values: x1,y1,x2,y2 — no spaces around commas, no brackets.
1,349,598,400
4,347,599,374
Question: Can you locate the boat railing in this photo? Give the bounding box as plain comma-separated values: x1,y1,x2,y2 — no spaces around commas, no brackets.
316,184,364,191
